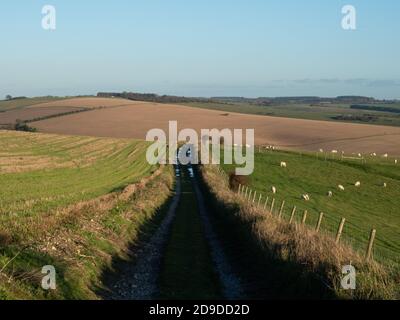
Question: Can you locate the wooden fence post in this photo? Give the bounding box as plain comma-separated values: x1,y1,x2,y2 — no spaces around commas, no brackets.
238,184,242,195
244,187,248,199
302,210,308,224
315,212,324,233
335,218,346,244
248,190,252,202
263,197,269,210
270,198,275,214
258,194,262,208
289,206,297,223
365,229,377,261
278,200,285,218
253,191,257,203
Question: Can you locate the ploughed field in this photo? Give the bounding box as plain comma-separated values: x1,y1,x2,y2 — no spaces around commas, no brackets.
0,97,139,127
26,97,400,156
221,149,400,265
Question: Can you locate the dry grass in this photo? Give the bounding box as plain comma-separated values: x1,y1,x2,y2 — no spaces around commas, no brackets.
201,164,399,299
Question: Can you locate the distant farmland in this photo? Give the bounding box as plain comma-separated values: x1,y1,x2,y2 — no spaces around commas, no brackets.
0,97,139,128
28,97,400,156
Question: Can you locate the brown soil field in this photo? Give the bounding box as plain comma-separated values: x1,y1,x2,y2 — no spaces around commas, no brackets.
0,106,86,124
31,98,400,155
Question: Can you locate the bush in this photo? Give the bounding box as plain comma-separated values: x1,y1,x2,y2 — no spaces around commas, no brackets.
228,172,249,191
14,120,37,132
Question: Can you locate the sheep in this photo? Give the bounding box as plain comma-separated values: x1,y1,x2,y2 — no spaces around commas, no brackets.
302,194,310,201
395,159,398,164
371,153,377,157
280,161,287,168
358,153,362,158
319,149,324,153
383,153,388,158
327,191,333,197
383,182,387,188
355,181,361,187
338,185,345,191
271,186,277,194
331,150,338,154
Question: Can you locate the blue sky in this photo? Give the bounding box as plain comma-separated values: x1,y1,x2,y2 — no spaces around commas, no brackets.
1,0,399,98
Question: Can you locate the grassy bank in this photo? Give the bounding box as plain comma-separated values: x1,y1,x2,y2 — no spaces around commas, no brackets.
200,164,399,299
0,131,174,299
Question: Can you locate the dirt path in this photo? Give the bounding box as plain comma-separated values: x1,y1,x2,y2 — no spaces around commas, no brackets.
104,150,244,300
106,176,181,300
191,171,243,299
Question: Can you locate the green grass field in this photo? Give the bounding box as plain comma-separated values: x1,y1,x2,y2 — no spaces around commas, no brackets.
0,131,156,239
0,130,172,299
181,101,400,127
221,149,400,265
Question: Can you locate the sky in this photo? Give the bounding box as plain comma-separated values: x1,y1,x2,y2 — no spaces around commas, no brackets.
0,0,399,99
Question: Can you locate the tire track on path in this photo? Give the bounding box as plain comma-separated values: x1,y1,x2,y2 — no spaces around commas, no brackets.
107,174,181,300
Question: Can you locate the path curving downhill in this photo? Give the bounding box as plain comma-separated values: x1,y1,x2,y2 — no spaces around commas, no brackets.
105,148,244,300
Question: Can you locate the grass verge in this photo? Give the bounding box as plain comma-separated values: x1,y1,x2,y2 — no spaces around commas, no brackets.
0,166,174,299
199,164,399,300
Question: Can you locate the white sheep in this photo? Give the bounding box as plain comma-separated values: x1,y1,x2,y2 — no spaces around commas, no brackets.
358,153,362,158
372,153,377,157
327,191,333,197
271,186,277,194
395,159,398,164
355,181,361,187
302,194,310,201
383,153,388,158
319,149,324,153
331,150,338,154
338,185,345,191
280,161,287,168
383,182,387,188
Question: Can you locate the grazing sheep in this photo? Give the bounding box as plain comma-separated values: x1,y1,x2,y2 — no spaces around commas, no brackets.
327,191,333,197
280,161,287,168
395,159,398,164
302,194,310,201
331,150,338,154
319,149,324,153
358,153,362,158
271,186,277,194
355,181,361,187
371,153,377,157
383,183,387,188
338,185,345,191
383,153,388,158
